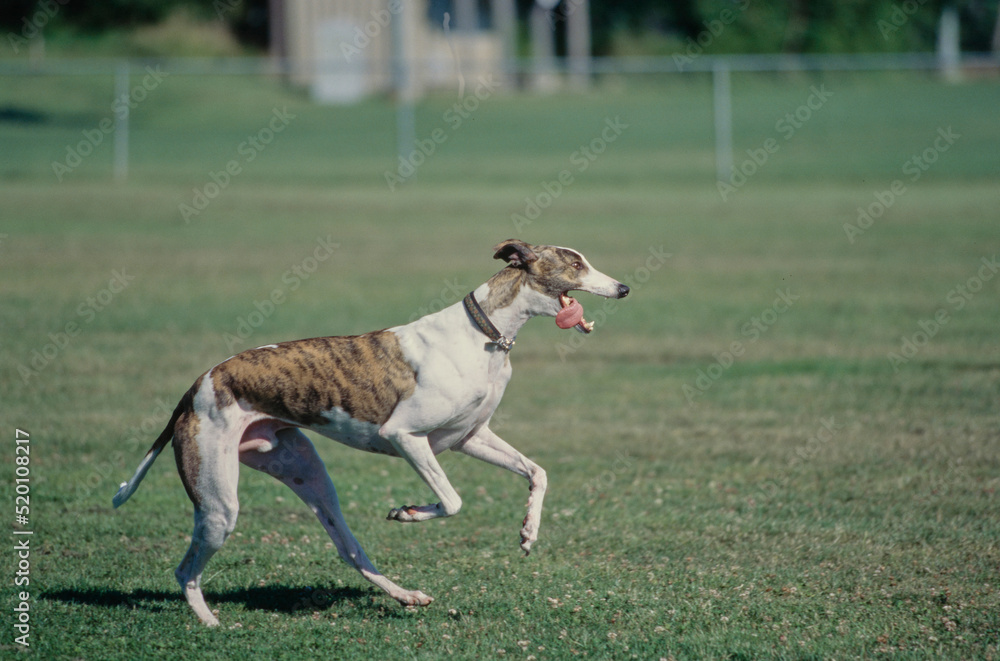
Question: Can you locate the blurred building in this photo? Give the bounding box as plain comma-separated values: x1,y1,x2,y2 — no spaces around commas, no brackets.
272,0,514,103
271,0,593,102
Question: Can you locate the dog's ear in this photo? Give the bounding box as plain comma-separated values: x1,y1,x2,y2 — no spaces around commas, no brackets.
493,239,538,268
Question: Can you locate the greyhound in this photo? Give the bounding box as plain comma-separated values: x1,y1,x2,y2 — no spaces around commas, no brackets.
113,239,629,625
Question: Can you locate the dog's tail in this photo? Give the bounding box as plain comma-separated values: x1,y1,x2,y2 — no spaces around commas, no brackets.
112,396,187,509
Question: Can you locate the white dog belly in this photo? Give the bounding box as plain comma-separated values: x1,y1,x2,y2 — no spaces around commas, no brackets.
310,407,398,456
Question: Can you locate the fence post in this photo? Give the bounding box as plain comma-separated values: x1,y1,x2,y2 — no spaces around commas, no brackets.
113,61,129,183
937,6,961,83
712,61,733,184
567,0,591,90
391,4,416,171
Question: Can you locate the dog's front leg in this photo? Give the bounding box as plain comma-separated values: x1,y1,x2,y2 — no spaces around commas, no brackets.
455,427,547,554
382,431,463,522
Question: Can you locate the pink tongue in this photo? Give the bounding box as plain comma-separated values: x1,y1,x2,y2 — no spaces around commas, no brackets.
556,298,584,329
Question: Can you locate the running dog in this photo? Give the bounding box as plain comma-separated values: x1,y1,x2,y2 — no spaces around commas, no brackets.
113,239,629,625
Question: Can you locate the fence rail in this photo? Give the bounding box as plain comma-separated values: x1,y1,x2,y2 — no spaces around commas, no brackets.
1,52,998,76
2,53,997,185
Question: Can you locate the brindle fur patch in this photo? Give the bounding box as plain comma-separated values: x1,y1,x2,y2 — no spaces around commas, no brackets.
484,245,587,313
210,331,417,427
481,267,524,315
172,377,204,506
525,246,588,297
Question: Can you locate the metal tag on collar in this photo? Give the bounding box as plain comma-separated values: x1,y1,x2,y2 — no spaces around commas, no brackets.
494,335,515,352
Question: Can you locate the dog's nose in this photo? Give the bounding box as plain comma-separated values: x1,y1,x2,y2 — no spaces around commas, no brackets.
617,283,630,298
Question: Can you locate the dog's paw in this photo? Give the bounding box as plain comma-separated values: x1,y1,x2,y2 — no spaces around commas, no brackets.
519,532,537,555
386,504,438,522
387,505,418,522
520,515,539,555
397,590,434,607
199,610,221,627
520,531,539,555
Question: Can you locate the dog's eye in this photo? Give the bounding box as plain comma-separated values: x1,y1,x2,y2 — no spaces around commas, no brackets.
571,262,584,270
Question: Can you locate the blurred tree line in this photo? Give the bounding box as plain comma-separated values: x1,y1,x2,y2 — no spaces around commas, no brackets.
2,0,998,54
582,0,999,54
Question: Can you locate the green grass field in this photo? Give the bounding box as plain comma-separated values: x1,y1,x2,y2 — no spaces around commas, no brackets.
2,69,999,659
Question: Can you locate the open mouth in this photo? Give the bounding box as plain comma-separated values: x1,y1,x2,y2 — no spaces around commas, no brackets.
557,293,595,333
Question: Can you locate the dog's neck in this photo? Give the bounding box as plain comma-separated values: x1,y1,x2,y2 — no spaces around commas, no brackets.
471,267,555,342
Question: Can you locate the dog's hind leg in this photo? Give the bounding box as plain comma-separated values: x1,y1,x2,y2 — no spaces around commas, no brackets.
239,427,433,607
173,415,241,627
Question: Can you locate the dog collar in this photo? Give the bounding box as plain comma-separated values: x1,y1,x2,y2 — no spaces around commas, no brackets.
463,292,515,352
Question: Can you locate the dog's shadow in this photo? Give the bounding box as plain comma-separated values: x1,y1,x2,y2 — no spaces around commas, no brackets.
42,584,373,616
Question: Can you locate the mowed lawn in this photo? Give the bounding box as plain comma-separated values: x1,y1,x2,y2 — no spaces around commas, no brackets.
1,70,999,659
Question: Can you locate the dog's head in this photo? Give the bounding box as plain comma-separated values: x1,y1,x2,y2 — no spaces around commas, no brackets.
492,239,629,333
